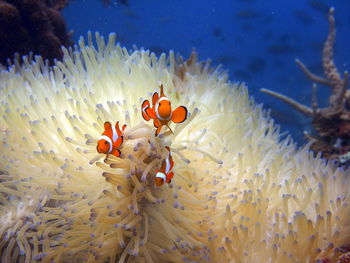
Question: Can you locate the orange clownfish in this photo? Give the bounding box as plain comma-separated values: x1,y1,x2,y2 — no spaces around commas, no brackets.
154,146,174,187
141,84,187,136
97,121,126,158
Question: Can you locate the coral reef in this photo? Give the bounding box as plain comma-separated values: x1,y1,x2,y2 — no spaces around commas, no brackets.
0,0,71,66
0,32,350,262
261,8,350,167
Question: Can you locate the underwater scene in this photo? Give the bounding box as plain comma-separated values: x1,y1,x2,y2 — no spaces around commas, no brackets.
0,0,350,262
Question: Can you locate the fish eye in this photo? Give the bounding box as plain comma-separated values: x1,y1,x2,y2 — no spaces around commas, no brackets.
105,141,108,145
159,102,162,106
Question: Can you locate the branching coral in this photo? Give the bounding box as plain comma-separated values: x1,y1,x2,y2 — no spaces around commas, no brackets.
0,32,350,262
261,8,350,166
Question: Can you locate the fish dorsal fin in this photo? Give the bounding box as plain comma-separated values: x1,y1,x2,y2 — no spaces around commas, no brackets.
159,84,167,98
168,152,174,171
164,147,174,173
161,159,166,171
103,121,113,139
104,121,112,131
152,92,159,106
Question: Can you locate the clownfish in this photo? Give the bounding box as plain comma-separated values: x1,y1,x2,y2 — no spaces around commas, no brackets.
154,146,174,187
141,84,187,136
97,121,126,158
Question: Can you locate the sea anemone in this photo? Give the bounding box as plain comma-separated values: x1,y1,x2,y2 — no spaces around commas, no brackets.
0,32,349,263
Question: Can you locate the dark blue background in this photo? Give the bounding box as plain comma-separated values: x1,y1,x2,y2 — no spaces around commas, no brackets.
62,0,350,146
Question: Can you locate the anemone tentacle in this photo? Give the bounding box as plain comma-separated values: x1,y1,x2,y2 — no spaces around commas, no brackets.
0,31,349,262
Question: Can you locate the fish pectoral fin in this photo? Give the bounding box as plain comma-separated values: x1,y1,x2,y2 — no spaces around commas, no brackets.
146,108,157,119
166,172,174,183
113,136,123,148
142,100,151,121
111,148,121,157
172,106,188,123
145,107,157,119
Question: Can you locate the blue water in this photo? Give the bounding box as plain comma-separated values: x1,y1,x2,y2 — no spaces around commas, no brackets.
62,0,350,145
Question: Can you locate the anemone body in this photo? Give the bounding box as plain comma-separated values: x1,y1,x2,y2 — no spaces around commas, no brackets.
0,32,349,263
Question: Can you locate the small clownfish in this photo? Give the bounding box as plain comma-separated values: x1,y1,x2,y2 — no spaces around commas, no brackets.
154,146,174,187
97,121,126,158
141,84,188,136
